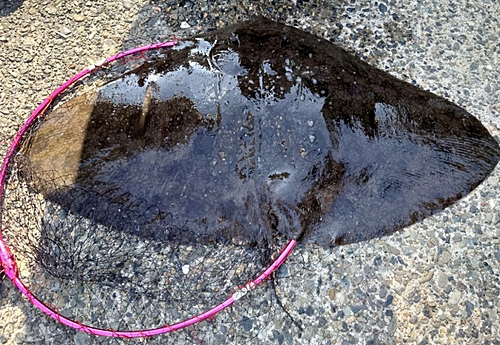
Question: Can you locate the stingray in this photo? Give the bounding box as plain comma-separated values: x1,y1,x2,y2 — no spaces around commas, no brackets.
20,17,500,248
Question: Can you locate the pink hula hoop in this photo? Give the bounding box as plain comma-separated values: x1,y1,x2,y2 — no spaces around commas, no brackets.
0,40,297,338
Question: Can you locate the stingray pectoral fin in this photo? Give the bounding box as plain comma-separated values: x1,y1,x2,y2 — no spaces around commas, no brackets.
20,91,99,193
310,95,500,246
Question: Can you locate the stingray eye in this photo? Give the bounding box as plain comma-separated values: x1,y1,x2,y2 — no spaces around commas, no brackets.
229,33,240,46
281,34,290,47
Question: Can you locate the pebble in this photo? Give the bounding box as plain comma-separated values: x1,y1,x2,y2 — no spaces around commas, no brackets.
335,291,348,305
45,5,56,15
436,272,448,288
449,291,462,305
171,307,180,319
438,250,452,265
343,306,353,317
239,316,253,332
419,337,429,345
122,1,133,10
73,332,90,345
386,244,401,255
485,213,494,223
465,301,474,317
73,14,85,22
452,233,463,243
276,263,290,278
385,295,394,307
346,315,356,324
328,289,335,300
419,270,434,283
58,26,72,38
340,277,350,290
351,305,367,313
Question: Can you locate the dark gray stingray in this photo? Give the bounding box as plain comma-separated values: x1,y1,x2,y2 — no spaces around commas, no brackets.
21,18,500,247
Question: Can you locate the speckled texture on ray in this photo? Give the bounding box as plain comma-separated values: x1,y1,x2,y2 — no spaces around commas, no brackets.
20,18,499,250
